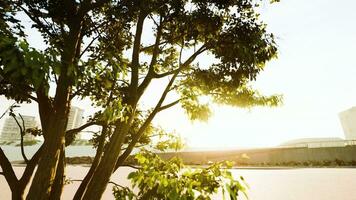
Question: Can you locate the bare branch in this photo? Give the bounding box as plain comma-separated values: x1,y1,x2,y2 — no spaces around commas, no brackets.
108,181,127,189
130,13,147,94
0,103,16,120
16,5,55,39
11,113,29,163
138,15,163,97
65,121,101,146
119,164,142,170
18,114,29,163
153,68,179,78
79,35,100,59
115,45,207,170
0,147,18,190
19,144,43,186
157,99,181,112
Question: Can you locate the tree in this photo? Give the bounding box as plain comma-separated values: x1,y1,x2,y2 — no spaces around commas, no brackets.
0,0,281,199
0,104,43,199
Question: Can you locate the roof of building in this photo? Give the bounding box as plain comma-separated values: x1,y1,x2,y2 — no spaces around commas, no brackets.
339,106,356,115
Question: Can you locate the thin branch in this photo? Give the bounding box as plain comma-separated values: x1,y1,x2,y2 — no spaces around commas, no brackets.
157,99,181,112
115,45,207,170
66,122,100,135
18,114,29,163
137,15,163,98
19,144,43,185
153,68,179,78
119,164,142,170
79,35,100,59
108,181,127,188
16,5,55,39
12,113,29,163
179,41,184,66
130,12,147,93
80,130,100,134
65,121,101,146
0,103,16,120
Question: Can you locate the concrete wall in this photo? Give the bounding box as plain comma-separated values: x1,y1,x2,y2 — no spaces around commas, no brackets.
159,146,356,165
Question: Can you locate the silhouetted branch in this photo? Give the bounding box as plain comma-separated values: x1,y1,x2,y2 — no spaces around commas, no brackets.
157,99,181,112
0,103,16,120
79,35,100,59
12,113,29,163
108,181,126,189
119,164,142,170
65,121,101,146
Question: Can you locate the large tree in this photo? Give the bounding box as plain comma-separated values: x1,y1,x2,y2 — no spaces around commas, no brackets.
0,0,281,199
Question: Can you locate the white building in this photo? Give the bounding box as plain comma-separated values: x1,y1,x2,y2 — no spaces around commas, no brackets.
339,107,356,140
1,115,37,141
66,106,85,139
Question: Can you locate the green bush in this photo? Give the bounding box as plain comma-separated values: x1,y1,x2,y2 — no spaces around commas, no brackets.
113,150,248,200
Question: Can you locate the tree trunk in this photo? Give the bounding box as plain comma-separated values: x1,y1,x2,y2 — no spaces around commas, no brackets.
49,144,65,200
11,188,24,200
26,116,67,200
82,122,131,200
25,10,81,199
73,127,107,200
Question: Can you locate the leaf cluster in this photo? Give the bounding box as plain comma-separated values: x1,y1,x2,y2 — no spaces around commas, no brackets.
113,150,248,200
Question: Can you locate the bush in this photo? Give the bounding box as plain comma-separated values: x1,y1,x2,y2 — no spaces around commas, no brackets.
113,150,248,200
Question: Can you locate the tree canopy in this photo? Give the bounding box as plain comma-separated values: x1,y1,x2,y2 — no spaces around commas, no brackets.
0,0,281,199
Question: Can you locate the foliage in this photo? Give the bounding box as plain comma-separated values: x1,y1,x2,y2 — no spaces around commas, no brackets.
113,151,248,200
0,0,281,199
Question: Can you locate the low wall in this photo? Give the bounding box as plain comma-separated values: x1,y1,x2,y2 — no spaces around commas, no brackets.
158,146,356,165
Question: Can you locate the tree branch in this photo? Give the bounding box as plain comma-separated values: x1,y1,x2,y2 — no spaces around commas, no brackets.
0,103,16,120
130,12,147,98
0,147,18,191
119,164,142,170
18,114,29,163
108,181,127,189
153,68,179,78
157,99,181,112
114,45,207,170
65,121,101,146
137,15,163,98
16,4,55,39
79,34,100,59
12,113,29,163
19,144,43,186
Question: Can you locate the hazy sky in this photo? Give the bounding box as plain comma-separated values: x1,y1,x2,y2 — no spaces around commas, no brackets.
1,0,356,148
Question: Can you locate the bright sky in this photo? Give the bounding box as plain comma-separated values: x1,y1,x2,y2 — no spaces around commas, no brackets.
1,0,356,149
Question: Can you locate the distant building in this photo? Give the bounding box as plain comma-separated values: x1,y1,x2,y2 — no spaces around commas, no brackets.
278,107,356,148
1,115,37,141
280,137,346,148
339,107,356,140
66,106,85,139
